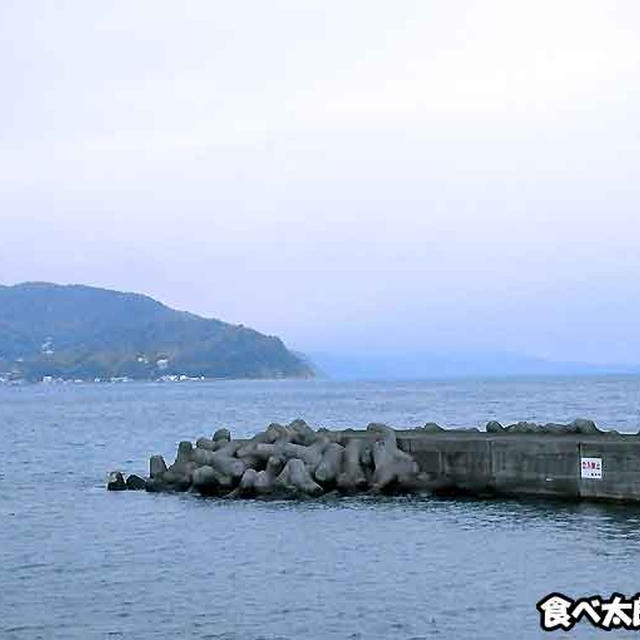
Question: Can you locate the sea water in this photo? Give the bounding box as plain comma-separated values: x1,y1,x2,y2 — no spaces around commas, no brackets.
2,376,640,639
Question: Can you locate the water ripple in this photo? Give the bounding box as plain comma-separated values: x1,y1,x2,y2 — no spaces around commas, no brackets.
2,378,640,639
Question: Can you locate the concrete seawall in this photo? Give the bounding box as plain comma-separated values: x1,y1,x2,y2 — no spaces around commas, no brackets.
395,431,640,502
108,419,640,503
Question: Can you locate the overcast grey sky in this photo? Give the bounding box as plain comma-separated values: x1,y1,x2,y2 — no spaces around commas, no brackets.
1,1,640,363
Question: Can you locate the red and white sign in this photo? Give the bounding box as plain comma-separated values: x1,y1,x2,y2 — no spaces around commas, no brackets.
581,457,602,479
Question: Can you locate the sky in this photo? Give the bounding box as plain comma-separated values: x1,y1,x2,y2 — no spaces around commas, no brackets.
1,1,640,364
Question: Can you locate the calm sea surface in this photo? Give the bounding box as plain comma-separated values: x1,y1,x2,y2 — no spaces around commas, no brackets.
3,376,640,639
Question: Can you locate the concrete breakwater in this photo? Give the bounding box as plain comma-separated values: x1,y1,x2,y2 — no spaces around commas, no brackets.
107,418,640,502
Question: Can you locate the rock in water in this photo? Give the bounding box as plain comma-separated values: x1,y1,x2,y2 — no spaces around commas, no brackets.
176,441,193,464
336,438,368,492
288,419,317,445
195,436,220,451
314,442,344,485
232,455,283,497
570,418,600,434
125,474,146,490
149,455,167,478
275,458,324,497
192,465,219,495
107,471,126,491
368,424,419,491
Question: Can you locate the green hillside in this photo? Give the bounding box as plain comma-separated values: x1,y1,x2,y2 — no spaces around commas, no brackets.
0,283,313,381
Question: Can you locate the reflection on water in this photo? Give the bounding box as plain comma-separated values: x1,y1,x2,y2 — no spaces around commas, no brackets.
2,377,640,639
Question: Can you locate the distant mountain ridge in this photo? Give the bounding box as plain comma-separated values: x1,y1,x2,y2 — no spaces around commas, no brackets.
309,350,640,380
0,282,313,381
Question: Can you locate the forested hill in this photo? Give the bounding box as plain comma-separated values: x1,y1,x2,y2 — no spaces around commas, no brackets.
0,282,314,381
